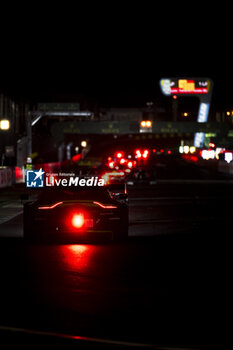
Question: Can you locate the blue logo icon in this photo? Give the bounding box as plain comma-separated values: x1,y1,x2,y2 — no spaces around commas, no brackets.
26,168,45,187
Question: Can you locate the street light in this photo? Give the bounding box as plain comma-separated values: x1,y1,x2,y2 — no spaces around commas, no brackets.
81,140,87,148
0,119,10,130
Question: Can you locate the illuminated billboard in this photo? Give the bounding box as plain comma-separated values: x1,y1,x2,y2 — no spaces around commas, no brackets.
159,78,213,148
160,78,212,96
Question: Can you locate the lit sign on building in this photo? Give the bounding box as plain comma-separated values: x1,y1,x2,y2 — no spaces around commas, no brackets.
197,102,209,123
159,78,213,148
160,79,210,95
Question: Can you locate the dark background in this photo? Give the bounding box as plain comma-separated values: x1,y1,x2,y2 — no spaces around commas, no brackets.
0,5,231,109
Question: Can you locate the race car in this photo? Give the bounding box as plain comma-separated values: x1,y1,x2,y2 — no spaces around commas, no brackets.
23,185,128,243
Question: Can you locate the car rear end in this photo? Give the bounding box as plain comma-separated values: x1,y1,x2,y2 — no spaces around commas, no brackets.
24,188,128,243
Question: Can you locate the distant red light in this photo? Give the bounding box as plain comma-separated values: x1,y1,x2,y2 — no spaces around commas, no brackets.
72,154,82,162
108,161,114,168
168,150,172,154
142,149,149,158
15,166,23,180
160,149,164,153
135,149,142,158
190,155,198,162
116,152,123,158
127,161,133,168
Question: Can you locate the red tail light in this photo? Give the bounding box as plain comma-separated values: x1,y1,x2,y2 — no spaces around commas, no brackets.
71,213,85,228
108,161,114,168
135,149,142,158
142,149,149,158
72,154,82,162
116,151,124,158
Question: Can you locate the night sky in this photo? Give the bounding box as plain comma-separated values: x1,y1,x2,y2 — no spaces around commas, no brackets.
0,7,232,110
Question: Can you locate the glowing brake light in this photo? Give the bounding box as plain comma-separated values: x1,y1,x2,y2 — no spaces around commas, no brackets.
71,213,85,228
142,149,149,158
38,201,63,209
108,161,114,168
135,149,142,158
93,201,117,209
116,151,124,158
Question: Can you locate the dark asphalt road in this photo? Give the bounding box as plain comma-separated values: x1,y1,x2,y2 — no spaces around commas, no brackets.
0,182,232,349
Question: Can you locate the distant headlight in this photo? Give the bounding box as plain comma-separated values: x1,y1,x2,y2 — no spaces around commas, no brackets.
140,120,152,128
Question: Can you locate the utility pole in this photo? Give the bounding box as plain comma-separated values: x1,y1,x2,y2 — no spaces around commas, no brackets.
26,112,32,158
0,94,3,117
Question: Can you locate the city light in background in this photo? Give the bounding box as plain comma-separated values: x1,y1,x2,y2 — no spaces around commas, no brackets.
1,75,233,188
81,140,87,148
0,119,10,130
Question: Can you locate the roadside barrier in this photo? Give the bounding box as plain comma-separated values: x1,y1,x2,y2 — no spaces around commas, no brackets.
0,167,12,188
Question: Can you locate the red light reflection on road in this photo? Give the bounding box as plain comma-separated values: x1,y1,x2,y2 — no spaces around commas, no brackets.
60,245,94,272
